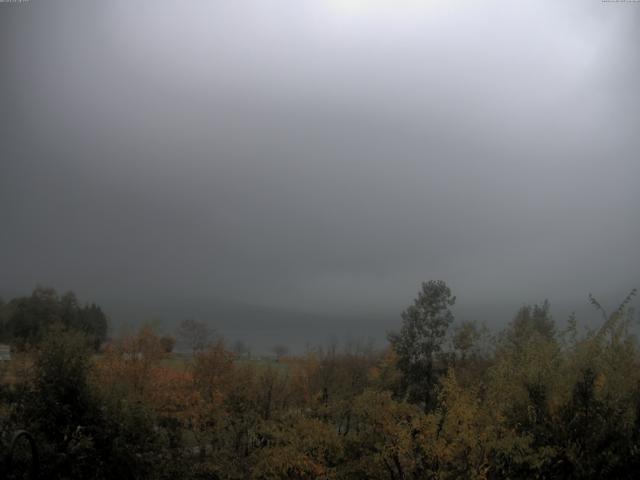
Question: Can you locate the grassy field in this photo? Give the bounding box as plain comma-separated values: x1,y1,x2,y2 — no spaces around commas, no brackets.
160,352,294,373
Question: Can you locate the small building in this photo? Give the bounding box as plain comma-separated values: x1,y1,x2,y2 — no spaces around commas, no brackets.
122,351,144,361
0,344,11,362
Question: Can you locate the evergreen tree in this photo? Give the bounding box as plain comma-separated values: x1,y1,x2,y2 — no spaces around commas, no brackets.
388,280,455,411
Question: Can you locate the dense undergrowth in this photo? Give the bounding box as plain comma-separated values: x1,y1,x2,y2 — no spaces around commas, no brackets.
1,283,639,479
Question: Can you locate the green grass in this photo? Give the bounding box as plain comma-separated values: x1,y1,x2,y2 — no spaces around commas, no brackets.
159,353,192,371
158,353,296,373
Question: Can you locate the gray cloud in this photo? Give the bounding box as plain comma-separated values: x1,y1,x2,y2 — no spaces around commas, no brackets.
1,0,639,349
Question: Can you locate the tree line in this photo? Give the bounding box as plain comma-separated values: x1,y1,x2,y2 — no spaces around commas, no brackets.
1,282,639,479
0,287,107,350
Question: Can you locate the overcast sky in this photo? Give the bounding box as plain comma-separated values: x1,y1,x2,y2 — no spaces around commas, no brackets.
1,0,638,347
